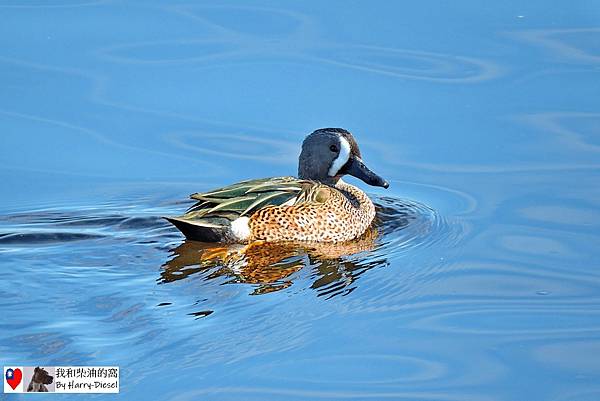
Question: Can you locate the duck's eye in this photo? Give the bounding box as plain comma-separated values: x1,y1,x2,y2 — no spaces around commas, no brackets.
329,144,338,152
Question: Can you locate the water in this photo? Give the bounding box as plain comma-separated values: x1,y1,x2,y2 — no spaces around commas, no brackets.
1,1,600,400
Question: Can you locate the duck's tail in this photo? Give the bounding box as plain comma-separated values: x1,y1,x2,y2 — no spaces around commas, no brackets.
164,217,229,242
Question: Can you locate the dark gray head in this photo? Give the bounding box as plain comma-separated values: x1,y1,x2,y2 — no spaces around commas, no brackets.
298,128,389,188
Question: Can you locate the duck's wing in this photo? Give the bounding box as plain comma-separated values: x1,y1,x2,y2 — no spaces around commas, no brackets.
186,177,307,217
165,177,321,241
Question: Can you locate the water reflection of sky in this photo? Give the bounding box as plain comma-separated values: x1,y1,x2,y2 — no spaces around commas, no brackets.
1,1,600,400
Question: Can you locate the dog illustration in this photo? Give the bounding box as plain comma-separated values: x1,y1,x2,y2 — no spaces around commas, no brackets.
27,367,53,392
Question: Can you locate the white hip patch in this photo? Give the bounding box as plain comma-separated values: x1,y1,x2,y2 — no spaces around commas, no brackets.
231,216,251,241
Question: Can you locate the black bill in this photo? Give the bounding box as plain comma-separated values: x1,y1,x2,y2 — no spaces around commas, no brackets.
342,156,389,188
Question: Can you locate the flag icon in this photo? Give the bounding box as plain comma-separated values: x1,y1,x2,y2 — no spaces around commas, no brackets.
4,366,23,392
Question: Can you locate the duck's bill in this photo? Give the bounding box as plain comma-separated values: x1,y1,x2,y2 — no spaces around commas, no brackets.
342,156,389,189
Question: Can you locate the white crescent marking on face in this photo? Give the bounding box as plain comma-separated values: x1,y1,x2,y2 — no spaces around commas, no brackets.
328,136,351,176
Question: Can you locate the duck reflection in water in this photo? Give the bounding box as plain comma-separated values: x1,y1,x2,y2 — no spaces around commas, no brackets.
161,226,387,297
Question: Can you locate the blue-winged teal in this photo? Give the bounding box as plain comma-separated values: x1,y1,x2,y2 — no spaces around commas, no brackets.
166,128,389,243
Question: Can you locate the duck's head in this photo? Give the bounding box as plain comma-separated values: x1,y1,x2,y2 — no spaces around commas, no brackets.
298,128,389,189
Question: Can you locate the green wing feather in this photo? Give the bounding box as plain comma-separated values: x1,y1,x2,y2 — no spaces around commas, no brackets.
183,177,307,222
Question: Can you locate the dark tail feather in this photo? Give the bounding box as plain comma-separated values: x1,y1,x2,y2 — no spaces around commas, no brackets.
164,217,226,242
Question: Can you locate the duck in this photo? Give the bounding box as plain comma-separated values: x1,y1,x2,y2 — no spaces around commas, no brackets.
165,128,389,243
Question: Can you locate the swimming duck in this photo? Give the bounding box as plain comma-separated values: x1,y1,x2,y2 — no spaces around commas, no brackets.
165,128,389,243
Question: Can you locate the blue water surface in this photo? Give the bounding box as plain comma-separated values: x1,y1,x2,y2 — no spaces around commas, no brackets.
1,1,600,400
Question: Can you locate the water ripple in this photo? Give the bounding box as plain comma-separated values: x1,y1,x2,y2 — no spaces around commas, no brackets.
162,130,298,164
95,5,501,84
0,231,106,245
0,194,458,302
509,28,600,64
0,0,109,8
0,206,172,249
170,386,497,401
310,45,502,83
411,305,600,335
